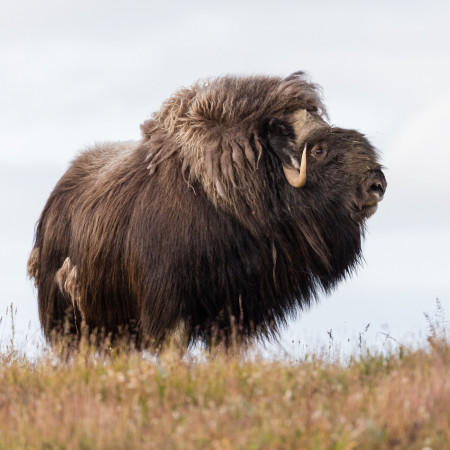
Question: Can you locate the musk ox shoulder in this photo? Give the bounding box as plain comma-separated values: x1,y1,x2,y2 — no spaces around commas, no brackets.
28,72,386,351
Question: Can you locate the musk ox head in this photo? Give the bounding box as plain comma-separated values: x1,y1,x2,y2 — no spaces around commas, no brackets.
143,73,385,225
28,71,386,351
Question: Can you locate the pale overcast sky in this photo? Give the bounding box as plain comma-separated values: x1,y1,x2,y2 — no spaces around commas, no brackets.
1,0,449,355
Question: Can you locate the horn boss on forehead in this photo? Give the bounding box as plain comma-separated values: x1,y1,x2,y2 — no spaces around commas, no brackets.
28,72,386,352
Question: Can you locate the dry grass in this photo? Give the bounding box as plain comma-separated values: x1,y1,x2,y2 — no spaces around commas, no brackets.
1,307,449,449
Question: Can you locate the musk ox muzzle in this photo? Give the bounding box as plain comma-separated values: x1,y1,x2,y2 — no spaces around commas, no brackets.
28,72,386,352
361,169,387,218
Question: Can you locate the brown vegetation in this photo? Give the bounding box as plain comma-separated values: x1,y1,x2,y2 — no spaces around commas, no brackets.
1,331,448,449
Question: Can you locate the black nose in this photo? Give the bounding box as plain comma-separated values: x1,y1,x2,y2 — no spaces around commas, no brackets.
369,181,385,196
368,170,387,198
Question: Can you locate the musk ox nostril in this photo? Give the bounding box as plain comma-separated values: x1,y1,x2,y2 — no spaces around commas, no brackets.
370,182,385,195
368,170,387,198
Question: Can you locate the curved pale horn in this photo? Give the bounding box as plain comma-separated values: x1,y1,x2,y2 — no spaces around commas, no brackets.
283,144,307,188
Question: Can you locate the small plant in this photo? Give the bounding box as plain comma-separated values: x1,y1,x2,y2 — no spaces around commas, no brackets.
0,302,17,360
9,303,16,353
424,298,448,350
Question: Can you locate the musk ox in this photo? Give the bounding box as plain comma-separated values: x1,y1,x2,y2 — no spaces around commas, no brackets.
28,72,386,351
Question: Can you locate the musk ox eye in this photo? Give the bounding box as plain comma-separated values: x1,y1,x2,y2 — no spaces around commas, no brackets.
312,145,327,158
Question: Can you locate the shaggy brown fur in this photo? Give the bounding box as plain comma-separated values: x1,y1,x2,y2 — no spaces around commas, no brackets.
28,72,386,351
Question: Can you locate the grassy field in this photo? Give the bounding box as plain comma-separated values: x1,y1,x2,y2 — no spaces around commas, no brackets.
1,308,449,449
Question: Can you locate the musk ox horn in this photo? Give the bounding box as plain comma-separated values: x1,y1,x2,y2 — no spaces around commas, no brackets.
283,144,307,188
282,109,327,187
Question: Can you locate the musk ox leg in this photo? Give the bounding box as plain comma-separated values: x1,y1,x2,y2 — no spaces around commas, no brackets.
29,248,77,340
159,320,190,357
54,257,83,333
32,252,83,345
